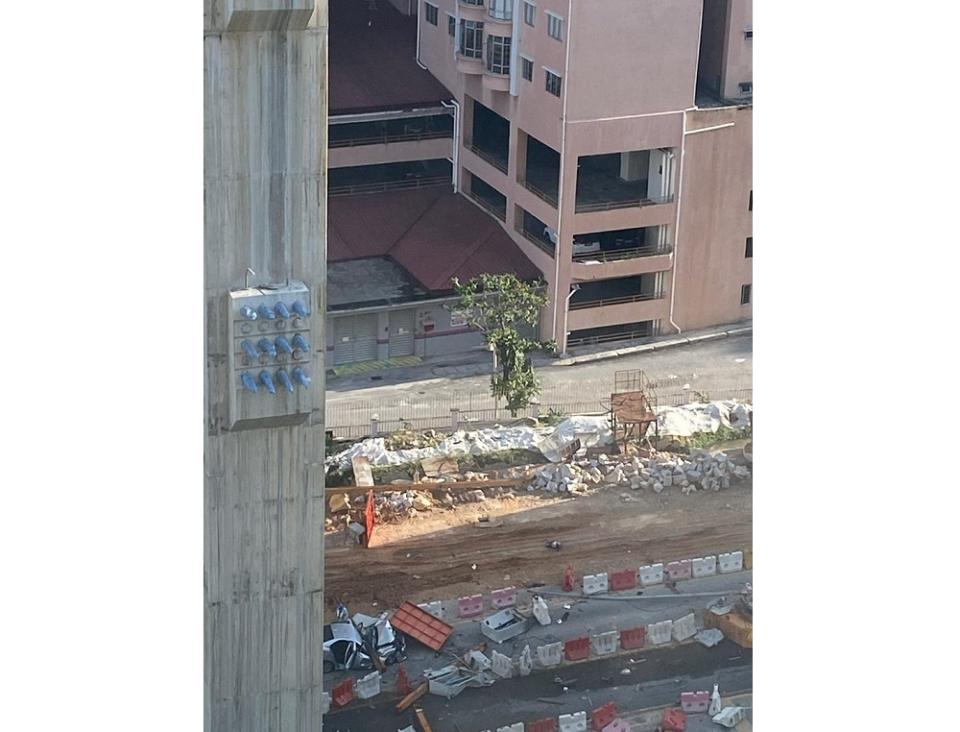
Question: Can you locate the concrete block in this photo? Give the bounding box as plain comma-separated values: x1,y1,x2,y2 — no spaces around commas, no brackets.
609,568,637,591
497,724,524,732
619,626,646,650
491,650,514,679
491,586,519,608
458,593,484,617
590,630,619,656
559,711,588,732
712,706,746,728
680,691,710,713
536,641,563,668
564,636,591,661
468,650,492,670
601,721,631,732
417,600,446,619
672,613,697,642
582,572,609,595
518,644,533,676
529,720,558,732
691,555,717,578
665,559,692,581
639,563,664,586
718,551,744,574
532,595,552,625
647,619,673,645
321,691,330,714
695,628,724,647
355,671,381,700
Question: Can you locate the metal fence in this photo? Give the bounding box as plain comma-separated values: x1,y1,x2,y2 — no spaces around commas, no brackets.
326,378,752,439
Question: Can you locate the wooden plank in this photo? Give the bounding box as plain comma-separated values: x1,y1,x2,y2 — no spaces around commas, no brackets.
414,707,433,732
395,682,428,713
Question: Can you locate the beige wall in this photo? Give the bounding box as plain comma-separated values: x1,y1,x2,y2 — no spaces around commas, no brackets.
328,136,452,168
672,106,752,331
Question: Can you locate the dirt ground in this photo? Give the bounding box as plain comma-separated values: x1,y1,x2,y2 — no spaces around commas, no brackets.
324,479,752,620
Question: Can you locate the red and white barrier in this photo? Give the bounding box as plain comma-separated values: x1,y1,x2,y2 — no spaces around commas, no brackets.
665,559,692,581
457,593,484,617
491,586,519,609
680,691,710,713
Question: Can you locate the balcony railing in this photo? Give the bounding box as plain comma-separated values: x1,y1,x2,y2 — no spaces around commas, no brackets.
515,224,556,257
329,175,450,197
575,193,674,214
519,176,559,207
466,141,509,174
329,129,452,149
487,0,512,20
467,190,506,221
568,290,664,310
572,242,674,263
567,321,661,347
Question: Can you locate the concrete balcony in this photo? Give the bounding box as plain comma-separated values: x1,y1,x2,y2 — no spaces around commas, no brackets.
482,70,511,92
571,250,673,280
458,1,487,22
566,294,668,331
457,55,484,75
571,200,676,236
329,137,453,169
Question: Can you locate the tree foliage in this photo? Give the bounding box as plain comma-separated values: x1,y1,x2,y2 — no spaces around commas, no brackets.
452,273,550,415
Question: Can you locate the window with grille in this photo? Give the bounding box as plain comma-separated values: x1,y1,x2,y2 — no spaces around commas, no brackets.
741,284,751,305
745,237,752,258
448,14,456,37
521,56,533,81
545,68,562,97
460,20,484,58
546,12,564,41
523,1,536,26
739,81,753,95
485,35,511,74
425,3,438,25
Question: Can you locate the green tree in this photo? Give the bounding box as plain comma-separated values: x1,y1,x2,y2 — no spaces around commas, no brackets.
452,273,552,416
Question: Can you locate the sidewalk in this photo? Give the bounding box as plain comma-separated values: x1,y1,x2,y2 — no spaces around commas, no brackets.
325,321,752,392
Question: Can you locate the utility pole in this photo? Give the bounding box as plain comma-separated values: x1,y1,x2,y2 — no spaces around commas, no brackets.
204,3,327,731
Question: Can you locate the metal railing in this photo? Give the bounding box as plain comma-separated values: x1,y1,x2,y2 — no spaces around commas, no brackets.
468,190,507,221
328,175,450,197
572,243,674,263
466,142,509,174
329,129,452,149
515,224,556,257
567,324,661,348
326,379,752,439
568,290,664,310
575,193,674,214
519,177,559,207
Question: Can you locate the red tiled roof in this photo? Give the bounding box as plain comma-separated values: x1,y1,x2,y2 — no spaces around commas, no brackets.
328,187,543,292
329,0,453,115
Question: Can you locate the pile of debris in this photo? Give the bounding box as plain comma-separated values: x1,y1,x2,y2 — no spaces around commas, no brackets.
382,428,445,451
526,451,750,495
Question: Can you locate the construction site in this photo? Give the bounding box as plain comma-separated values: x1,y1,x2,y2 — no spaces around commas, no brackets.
321,369,754,731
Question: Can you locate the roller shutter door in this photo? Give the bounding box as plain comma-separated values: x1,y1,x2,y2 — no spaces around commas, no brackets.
388,309,415,357
334,314,379,365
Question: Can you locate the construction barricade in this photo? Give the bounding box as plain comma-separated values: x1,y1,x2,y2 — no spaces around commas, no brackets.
395,665,411,695
559,711,588,732
582,572,609,595
457,593,484,617
712,706,746,728
331,677,355,707
718,551,744,574
609,568,637,591
321,691,330,714
564,636,591,661
417,600,446,619
529,718,557,732
563,565,575,592
590,630,619,656
491,586,519,609
647,619,673,645
638,563,664,586
590,702,617,730
672,612,697,642
601,721,631,732
680,691,710,713
619,626,646,650
661,708,687,732
665,559,692,581
355,671,381,700
491,650,514,678
497,724,525,732
537,641,563,668
518,645,533,676
691,555,717,578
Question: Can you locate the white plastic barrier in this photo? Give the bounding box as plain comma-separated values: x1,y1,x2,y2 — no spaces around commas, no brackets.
491,650,514,679
355,671,381,700
321,691,331,714
497,724,525,732
582,572,609,595
713,706,746,728
591,630,619,656
532,596,551,626
672,612,697,642
417,600,446,619
691,555,717,578
718,551,744,574
518,644,533,677
639,563,664,586
559,710,588,732
398,727,416,732
536,641,563,668
647,619,673,645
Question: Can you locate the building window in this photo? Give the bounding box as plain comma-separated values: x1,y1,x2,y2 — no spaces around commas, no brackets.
488,0,512,20
749,190,753,211
545,68,562,97
745,237,752,258
521,56,533,82
739,81,753,95
461,0,484,5
523,1,536,26
486,35,511,75
448,14,456,37
744,29,753,39
546,12,564,41
425,3,438,26
460,20,484,59
740,284,751,305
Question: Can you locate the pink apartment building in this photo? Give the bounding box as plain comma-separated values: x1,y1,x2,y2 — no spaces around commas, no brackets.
327,0,751,362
